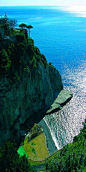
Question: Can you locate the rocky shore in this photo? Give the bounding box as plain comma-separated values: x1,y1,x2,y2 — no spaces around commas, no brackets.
39,89,73,155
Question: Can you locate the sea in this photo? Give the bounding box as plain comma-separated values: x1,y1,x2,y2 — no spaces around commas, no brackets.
0,6,86,150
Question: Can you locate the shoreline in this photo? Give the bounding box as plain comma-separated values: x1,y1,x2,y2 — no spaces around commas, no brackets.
39,119,57,155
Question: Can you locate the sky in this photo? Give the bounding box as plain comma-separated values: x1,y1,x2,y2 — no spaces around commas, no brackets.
0,0,86,6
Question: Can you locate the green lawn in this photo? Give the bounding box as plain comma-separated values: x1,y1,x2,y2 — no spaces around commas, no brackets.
18,133,49,161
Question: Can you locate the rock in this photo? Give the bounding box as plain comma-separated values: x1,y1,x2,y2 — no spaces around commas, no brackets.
0,34,72,146
20,130,26,137
0,61,63,145
54,90,73,105
46,90,73,114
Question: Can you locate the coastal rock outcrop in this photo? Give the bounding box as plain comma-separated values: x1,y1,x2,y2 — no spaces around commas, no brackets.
0,28,73,146
0,51,63,145
46,90,73,114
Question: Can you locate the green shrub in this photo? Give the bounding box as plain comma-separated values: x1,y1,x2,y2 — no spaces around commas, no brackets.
16,31,27,45
28,38,34,45
17,42,25,54
16,32,25,42
0,140,35,172
26,43,34,57
34,46,40,55
30,56,37,68
0,49,11,73
45,122,86,172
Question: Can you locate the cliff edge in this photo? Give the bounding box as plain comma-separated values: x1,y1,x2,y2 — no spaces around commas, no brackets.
0,31,64,145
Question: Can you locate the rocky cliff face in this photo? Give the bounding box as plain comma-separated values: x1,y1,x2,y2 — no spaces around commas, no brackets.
0,56,63,145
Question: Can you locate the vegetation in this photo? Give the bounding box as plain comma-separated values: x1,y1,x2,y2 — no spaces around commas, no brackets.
0,17,47,80
26,25,33,37
27,123,43,140
0,140,35,172
0,49,11,74
18,124,49,161
17,146,28,158
17,122,86,171
8,19,17,29
1,115,86,172
0,14,17,36
0,16,86,172
44,121,86,172
19,23,27,29
4,13,10,36
23,133,49,161
19,23,33,37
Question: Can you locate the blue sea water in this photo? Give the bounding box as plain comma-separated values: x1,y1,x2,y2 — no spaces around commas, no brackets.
0,6,86,150
0,6,86,73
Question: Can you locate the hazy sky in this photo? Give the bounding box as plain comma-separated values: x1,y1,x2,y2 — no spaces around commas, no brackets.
0,0,86,6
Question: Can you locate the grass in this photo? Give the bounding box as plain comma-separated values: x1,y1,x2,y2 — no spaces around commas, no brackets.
29,149,60,166
23,133,49,161
18,133,49,162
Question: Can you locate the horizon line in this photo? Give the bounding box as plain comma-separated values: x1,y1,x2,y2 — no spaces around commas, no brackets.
0,5,83,7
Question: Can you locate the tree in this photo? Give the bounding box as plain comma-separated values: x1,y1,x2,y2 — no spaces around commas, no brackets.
4,13,10,36
0,140,35,172
9,19,17,29
26,25,33,37
19,23,27,29
45,123,86,172
4,13,8,24
19,24,33,37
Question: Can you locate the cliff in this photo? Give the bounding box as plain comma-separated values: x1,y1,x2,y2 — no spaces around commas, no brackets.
0,32,63,145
